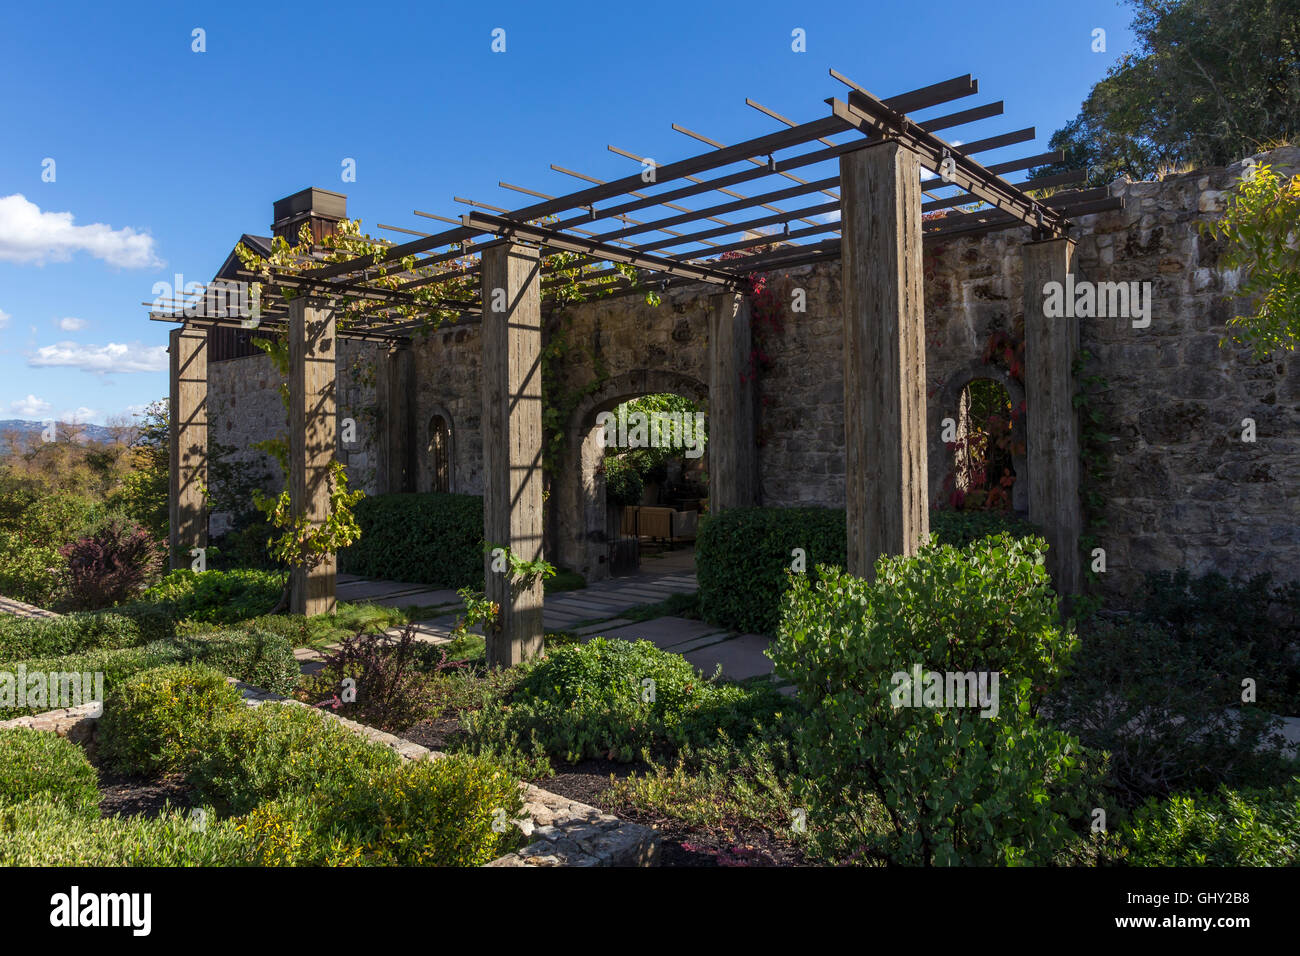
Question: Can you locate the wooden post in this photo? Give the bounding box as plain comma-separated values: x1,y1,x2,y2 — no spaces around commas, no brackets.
481,241,544,667
289,297,338,616
383,344,415,493
840,141,929,578
1023,237,1082,595
707,291,756,511
168,325,208,570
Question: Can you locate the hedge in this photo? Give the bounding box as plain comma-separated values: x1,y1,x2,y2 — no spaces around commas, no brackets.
0,611,144,661
0,798,254,866
0,629,299,717
0,728,100,817
339,493,483,590
696,506,1041,635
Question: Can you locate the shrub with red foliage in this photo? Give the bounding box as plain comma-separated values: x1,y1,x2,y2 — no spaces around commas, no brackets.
57,517,165,610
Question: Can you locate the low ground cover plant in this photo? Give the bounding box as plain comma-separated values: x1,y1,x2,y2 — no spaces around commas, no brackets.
0,798,254,866
136,568,284,624
1120,778,1300,866
0,610,142,660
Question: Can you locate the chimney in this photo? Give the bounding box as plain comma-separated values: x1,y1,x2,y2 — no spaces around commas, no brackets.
271,187,347,245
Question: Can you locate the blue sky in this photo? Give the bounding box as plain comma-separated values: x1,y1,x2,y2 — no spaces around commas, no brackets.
0,0,1135,426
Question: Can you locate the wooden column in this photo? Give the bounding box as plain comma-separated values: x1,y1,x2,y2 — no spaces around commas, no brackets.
481,241,544,667
289,297,338,616
1023,237,1082,595
383,344,415,493
840,141,929,578
708,291,757,511
168,325,208,569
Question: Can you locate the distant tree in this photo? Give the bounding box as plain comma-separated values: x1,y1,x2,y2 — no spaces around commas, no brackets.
109,400,170,542
1034,0,1300,185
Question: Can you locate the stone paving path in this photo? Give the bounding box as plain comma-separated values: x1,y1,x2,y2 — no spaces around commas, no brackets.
337,549,777,681
0,595,62,619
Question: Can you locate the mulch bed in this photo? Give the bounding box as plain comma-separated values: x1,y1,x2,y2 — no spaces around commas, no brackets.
91,753,195,819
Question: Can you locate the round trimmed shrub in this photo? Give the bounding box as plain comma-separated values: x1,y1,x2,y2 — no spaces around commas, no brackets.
187,702,403,816
99,664,245,775
0,728,99,817
241,753,523,866
493,637,782,762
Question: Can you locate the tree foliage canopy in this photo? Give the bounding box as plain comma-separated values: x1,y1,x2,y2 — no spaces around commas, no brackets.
1038,0,1300,185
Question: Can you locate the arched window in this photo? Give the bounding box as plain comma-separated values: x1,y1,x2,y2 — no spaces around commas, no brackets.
948,378,1019,511
428,414,451,493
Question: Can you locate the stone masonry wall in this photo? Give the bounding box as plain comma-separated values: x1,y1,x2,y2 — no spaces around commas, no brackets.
206,146,1300,592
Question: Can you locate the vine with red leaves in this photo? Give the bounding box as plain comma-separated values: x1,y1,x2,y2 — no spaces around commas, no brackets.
939,323,1026,512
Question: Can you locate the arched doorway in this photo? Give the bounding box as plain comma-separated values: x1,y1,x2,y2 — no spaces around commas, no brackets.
552,370,708,582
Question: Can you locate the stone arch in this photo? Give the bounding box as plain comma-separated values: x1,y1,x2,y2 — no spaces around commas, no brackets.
551,369,708,581
932,359,1028,514
419,402,456,493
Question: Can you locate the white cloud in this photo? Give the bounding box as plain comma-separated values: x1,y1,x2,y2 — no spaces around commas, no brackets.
59,406,100,423
0,308,10,329
0,194,162,268
28,340,168,374
9,394,52,417
57,317,88,331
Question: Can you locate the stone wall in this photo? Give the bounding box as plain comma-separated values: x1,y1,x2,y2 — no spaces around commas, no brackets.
206,146,1300,593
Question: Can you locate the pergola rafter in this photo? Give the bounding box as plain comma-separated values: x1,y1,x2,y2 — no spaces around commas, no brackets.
157,67,1115,650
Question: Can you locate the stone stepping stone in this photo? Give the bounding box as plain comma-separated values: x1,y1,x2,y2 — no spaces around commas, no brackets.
592,617,730,652
684,633,774,681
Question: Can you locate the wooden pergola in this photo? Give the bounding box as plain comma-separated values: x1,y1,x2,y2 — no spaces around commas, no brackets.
155,68,1117,665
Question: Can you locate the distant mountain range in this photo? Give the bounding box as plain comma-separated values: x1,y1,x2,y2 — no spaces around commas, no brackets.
0,419,129,443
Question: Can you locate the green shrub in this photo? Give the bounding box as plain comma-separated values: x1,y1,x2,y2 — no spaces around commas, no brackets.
0,611,143,660
1121,779,1300,866
187,702,402,816
98,664,245,775
771,536,1098,866
603,456,644,507
0,728,99,817
112,601,182,643
137,568,283,624
241,754,523,866
1140,569,1300,716
0,798,253,866
696,506,1040,634
1051,618,1297,805
0,642,188,718
696,507,847,635
489,637,784,763
928,509,1040,548
339,493,483,589
172,629,300,696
